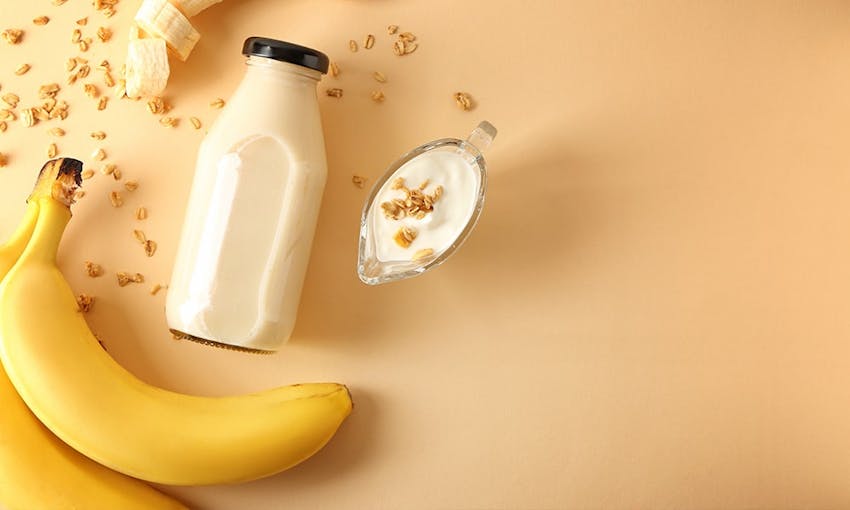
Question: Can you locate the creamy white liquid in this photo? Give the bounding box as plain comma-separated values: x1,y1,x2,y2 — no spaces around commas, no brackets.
166,56,327,351
370,150,480,263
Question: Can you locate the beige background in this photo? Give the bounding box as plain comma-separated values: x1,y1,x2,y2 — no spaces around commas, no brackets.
2,0,850,508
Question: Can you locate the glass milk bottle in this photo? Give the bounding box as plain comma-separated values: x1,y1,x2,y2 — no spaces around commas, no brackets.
166,37,330,352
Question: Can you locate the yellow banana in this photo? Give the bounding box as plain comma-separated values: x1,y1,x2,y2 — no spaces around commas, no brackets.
0,158,353,486
0,159,187,510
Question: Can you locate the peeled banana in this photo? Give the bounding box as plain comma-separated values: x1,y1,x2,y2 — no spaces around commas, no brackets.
0,159,353,486
178,0,224,17
0,159,187,510
135,0,200,61
126,0,224,96
125,31,170,98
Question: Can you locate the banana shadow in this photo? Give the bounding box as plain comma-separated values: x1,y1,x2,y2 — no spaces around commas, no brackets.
159,386,380,509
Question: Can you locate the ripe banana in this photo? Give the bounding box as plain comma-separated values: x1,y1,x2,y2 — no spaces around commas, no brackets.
135,0,200,62
0,159,187,510
0,159,353,486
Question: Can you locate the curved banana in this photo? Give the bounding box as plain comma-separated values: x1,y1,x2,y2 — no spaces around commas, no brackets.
0,160,353,486
0,159,187,510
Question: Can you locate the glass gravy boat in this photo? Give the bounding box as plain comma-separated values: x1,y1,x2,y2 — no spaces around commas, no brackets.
358,121,497,285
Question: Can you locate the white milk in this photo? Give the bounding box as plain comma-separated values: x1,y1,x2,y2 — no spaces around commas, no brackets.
166,42,328,352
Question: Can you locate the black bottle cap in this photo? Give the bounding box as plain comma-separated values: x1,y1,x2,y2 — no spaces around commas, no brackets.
242,37,329,74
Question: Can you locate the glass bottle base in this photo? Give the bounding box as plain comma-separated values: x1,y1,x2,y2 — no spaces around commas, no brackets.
168,329,275,355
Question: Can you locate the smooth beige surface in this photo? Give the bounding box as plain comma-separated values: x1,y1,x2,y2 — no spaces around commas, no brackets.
2,0,850,508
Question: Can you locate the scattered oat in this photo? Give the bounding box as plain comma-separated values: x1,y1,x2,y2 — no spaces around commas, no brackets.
209,97,225,109
2,93,19,108
84,261,103,277
349,39,358,52
49,127,65,137
371,90,385,102
33,107,49,121
330,62,339,77
33,16,50,26
133,229,146,244
52,0,67,5
326,88,343,98
364,34,375,49
399,32,416,42
39,83,60,98
394,226,418,248
71,28,81,43
159,116,177,127
373,71,387,83
21,108,36,127
77,64,91,78
190,116,201,129
116,272,144,287
90,130,106,140
79,40,90,52
66,73,78,86
74,189,86,200
454,92,473,111
114,78,126,98
76,294,95,313
96,59,110,71
387,25,399,35
97,96,108,110
92,148,106,161
76,17,88,26
144,240,157,257
82,169,95,180
47,143,57,158
0,153,7,167
380,178,443,220
15,63,31,75
124,180,138,191
135,206,148,220
0,121,6,132
352,175,367,188
66,58,77,72
146,96,163,114
112,168,122,180
0,110,14,121
2,29,23,45
150,283,163,295
103,70,115,87
96,26,111,42
101,163,115,176
412,248,434,260
109,190,123,207
84,83,99,98
392,40,405,56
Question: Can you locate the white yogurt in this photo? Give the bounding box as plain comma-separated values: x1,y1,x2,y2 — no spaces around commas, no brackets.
369,149,480,263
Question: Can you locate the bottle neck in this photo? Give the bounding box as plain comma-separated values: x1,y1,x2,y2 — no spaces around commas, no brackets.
245,55,323,83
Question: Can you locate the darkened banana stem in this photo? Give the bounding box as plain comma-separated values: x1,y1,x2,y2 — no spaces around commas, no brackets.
27,158,83,207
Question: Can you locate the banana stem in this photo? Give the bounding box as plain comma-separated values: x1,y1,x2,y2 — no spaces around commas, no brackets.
28,158,83,206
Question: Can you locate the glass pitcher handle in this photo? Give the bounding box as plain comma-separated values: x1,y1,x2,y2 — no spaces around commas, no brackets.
465,121,497,154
